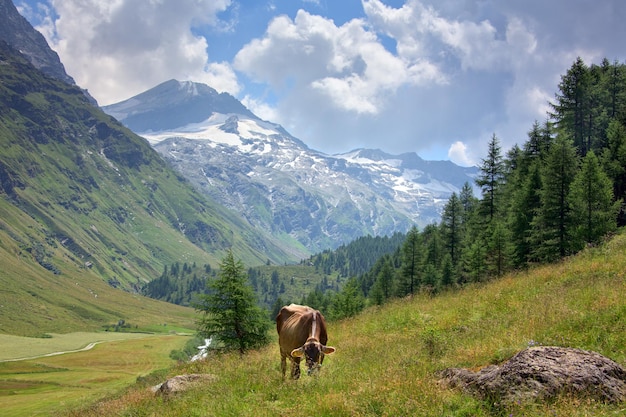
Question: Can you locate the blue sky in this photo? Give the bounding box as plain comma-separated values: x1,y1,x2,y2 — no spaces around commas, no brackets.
15,0,626,165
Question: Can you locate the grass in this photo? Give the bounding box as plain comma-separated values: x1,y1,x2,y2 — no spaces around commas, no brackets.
0,334,191,417
55,231,626,417
0,213,199,337
0,332,171,362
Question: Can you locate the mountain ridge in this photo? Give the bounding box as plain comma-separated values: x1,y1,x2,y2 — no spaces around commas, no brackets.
103,79,258,132
104,79,477,253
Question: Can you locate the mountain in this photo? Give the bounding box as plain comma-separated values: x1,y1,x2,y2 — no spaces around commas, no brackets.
104,80,478,253
104,79,257,132
0,0,74,85
0,0,98,105
0,39,303,334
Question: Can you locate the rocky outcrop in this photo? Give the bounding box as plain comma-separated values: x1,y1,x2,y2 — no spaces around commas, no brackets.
441,346,626,404
0,0,74,85
152,374,217,396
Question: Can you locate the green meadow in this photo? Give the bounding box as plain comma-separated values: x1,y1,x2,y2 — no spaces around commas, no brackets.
52,231,626,417
0,333,191,416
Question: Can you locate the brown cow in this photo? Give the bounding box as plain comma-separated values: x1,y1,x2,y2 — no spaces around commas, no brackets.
276,304,335,379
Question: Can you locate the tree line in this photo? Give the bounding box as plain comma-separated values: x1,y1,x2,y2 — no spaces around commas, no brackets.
142,261,213,306
300,57,626,318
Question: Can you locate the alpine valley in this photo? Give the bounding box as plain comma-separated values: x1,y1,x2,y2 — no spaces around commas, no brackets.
0,0,475,336
103,80,478,255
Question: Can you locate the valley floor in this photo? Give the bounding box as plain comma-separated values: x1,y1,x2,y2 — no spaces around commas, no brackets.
0,333,190,417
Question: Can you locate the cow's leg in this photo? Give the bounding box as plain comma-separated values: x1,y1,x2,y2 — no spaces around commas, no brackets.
280,353,287,379
291,357,301,380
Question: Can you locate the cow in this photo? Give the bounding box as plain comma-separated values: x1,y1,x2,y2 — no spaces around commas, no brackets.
276,304,335,379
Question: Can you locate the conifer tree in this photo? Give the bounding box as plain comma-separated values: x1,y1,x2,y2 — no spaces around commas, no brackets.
509,159,542,266
486,221,511,277
530,135,579,262
195,250,270,354
568,150,619,249
370,256,395,305
440,253,454,287
476,134,505,222
551,57,591,155
330,278,365,319
601,119,626,208
440,192,464,267
399,226,423,296
462,238,487,283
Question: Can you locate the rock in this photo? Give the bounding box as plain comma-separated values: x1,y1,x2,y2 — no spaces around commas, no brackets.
152,373,216,396
441,346,626,404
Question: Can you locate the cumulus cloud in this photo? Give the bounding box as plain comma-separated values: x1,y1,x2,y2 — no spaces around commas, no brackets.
230,0,565,160
37,0,237,105
27,0,626,163
448,141,475,167
234,9,446,115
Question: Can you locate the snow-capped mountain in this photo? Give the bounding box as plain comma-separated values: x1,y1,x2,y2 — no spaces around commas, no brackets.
103,80,477,253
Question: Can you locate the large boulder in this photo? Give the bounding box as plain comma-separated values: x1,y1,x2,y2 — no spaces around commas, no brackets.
441,346,626,404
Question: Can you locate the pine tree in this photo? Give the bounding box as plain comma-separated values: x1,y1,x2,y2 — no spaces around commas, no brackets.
399,226,423,296
601,119,626,209
485,221,511,277
568,150,619,249
195,250,270,354
551,57,591,155
462,238,487,283
509,159,542,266
530,135,579,262
440,253,454,288
476,134,505,222
440,192,464,267
459,182,477,214
370,256,395,305
330,278,365,320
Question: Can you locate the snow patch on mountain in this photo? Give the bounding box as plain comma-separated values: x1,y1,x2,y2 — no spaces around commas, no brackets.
104,80,478,253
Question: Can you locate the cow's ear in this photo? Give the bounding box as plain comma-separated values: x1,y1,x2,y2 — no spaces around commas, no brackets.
290,347,304,358
322,346,335,355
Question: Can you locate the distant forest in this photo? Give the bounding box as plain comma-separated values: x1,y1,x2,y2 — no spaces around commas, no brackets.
144,57,626,320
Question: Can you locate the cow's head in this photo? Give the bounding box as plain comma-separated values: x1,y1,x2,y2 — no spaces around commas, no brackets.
291,339,335,375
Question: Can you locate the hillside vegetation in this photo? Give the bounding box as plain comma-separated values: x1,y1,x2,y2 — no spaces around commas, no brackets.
0,40,301,335
63,230,626,417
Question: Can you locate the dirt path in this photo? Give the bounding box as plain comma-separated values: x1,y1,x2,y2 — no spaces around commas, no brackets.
0,341,102,362
0,332,160,362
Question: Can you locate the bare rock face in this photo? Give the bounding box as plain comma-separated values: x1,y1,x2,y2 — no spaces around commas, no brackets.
152,374,216,396
441,346,626,404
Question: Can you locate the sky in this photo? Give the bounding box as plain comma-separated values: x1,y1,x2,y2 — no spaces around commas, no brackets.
15,0,626,166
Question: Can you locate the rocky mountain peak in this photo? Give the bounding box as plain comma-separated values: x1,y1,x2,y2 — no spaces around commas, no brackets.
103,79,257,133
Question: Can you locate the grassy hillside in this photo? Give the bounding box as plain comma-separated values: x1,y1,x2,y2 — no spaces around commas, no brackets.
0,217,197,336
0,40,303,335
59,230,626,416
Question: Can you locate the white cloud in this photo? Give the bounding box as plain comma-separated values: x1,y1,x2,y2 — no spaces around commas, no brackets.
448,141,475,166
234,9,446,115
38,0,237,105
240,95,280,123
27,0,625,162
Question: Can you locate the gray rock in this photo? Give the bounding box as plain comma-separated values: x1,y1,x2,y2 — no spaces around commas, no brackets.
152,373,216,396
441,346,626,404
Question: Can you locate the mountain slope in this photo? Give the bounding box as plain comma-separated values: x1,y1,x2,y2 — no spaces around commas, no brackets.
104,80,477,253
62,230,626,417
0,40,297,334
